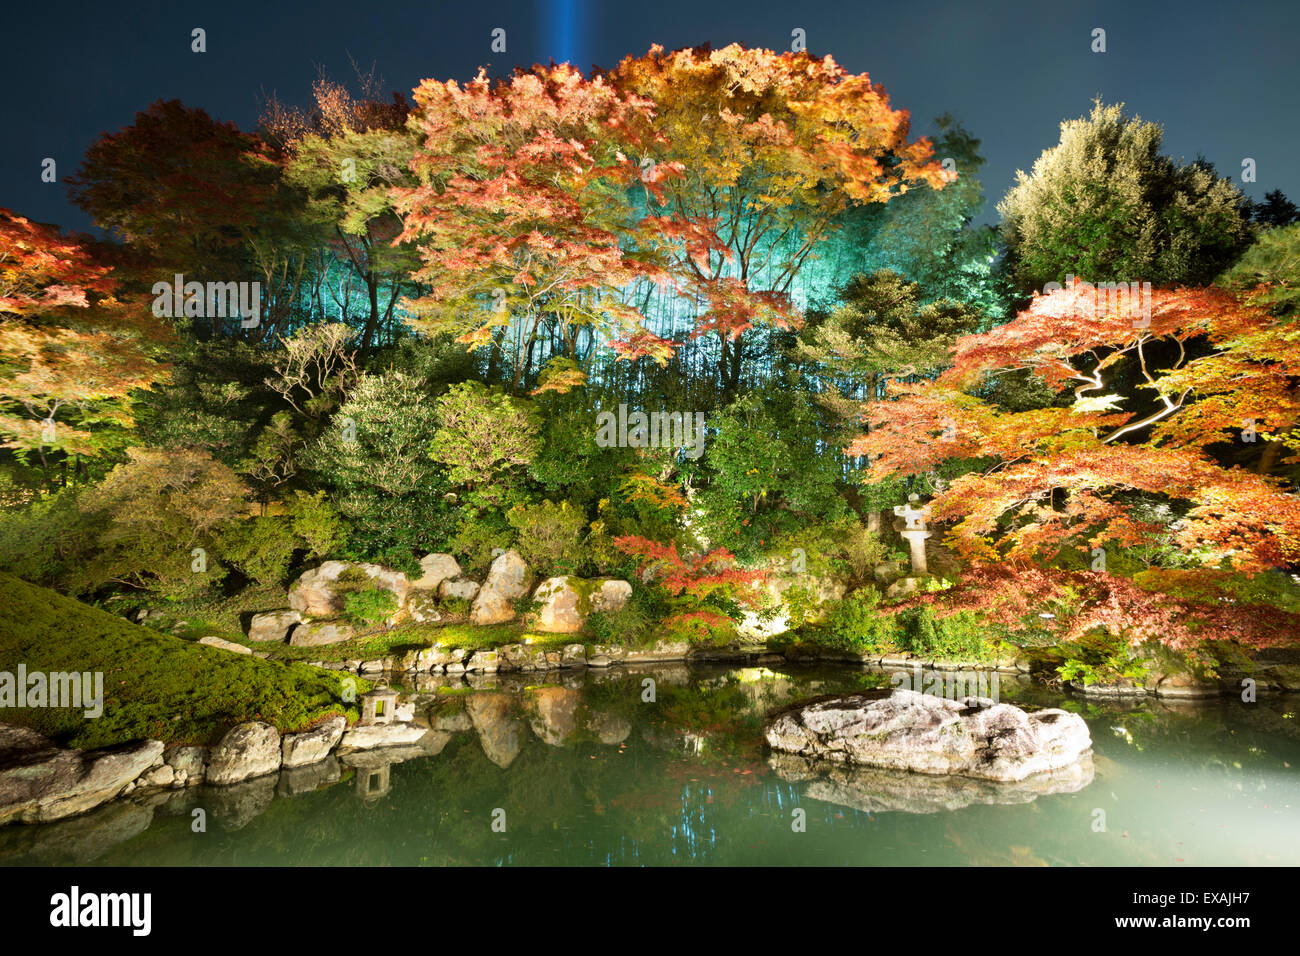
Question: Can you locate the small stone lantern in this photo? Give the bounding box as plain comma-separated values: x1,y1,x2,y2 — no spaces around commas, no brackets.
359,686,399,726
892,494,932,576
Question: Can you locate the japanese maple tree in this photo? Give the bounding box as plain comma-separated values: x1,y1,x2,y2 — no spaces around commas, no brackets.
608,44,948,398
850,280,1300,572
394,62,697,392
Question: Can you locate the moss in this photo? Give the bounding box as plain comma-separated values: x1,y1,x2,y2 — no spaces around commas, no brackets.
0,571,360,749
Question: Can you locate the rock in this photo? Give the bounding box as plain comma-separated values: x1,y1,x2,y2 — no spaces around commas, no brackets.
197,635,252,655
465,649,500,673
873,560,908,585
525,686,581,745
625,639,690,663
247,609,302,643
205,722,282,786
561,644,587,668
765,689,1092,783
138,765,175,789
412,553,462,592
499,643,549,672
886,576,924,600
0,731,165,825
439,578,480,602
530,577,633,633
164,746,207,781
465,693,523,768
405,590,442,625
470,550,533,625
586,644,627,668
738,570,847,639
281,715,347,768
337,723,429,752
430,701,473,733
288,560,410,617
288,620,356,647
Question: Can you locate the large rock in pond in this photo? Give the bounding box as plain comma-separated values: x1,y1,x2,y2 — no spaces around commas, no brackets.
465,693,523,768
288,561,410,617
469,550,533,625
412,553,461,592
530,577,632,633
281,715,347,768
205,722,282,786
0,726,164,825
765,689,1092,783
247,609,302,643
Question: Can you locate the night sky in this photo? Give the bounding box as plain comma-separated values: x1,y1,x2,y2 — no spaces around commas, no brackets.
3,0,1297,233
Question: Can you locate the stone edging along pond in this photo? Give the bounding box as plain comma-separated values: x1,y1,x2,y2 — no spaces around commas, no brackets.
3,636,1296,828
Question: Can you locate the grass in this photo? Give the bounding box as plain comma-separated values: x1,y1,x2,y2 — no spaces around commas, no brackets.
0,571,363,749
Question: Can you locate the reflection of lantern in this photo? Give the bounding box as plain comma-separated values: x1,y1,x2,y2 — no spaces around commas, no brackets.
358,763,391,803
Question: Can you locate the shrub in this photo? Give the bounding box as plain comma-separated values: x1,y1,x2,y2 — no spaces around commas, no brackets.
450,514,514,576
218,515,299,587
507,499,586,575
821,586,900,652
343,587,399,627
897,606,990,660
75,447,248,600
306,370,449,562
429,381,541,511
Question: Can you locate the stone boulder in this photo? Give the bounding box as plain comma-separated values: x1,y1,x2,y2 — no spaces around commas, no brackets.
197,636,252,655
439,578,480,603
0,727,165,825
338,722,429,752
531,577,632,634
412,553,462,592
738,570,847,640
205,722,282,786
405,590,442,625
288,561,411,617
247,609,302,643
281,715,347,768
765,689,1092,783
470,550,534,625
288,620,355,647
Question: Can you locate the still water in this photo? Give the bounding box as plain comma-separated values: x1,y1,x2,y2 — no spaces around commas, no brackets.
3,663,1297,866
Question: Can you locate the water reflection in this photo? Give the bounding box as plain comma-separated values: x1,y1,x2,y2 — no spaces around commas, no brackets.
1,663,1296,866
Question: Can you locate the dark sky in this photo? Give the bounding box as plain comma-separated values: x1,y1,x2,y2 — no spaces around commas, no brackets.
4,0,1297,233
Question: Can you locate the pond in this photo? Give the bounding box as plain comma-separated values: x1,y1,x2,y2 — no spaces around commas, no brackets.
2,663,1298,866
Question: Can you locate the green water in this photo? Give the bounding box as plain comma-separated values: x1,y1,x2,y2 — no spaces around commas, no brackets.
3,663,1298,866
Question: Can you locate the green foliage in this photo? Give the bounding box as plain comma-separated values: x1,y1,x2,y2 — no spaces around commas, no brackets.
73,447,248,600
998,100,1252,294
218,515,299,587
429,381,541,512
820,586,900,652
896,606,992,660
307,370,449,562
506,499,586,576
1056,631,1151,686
693,388,847,559
343,586,399,626
449,514,514,576
1218,221,1300,318
0,488,102,590
0,571,357,749
283,490,344,560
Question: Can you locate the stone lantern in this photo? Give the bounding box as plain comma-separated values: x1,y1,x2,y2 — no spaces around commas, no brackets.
892,494,932,576
359,686,399,726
